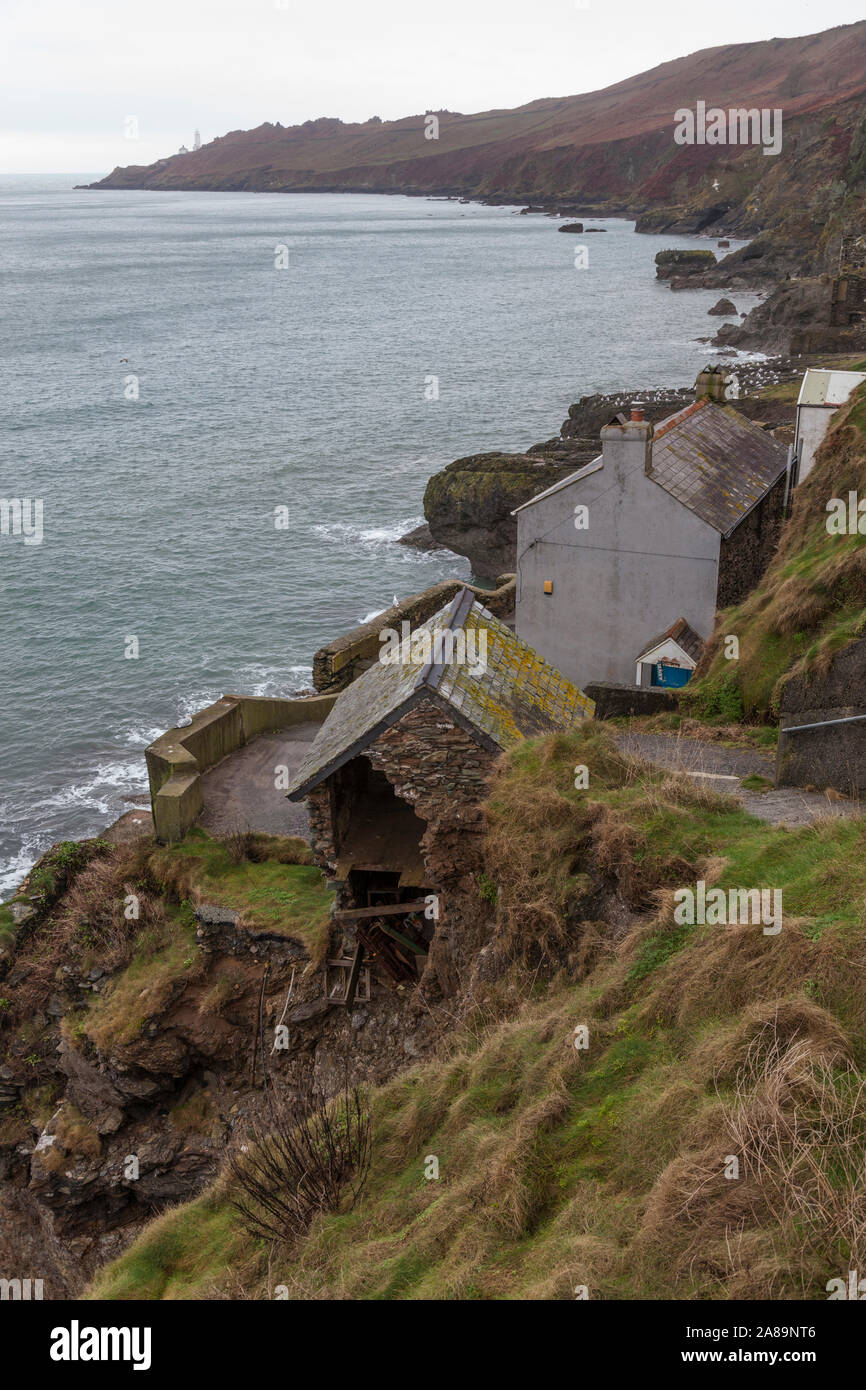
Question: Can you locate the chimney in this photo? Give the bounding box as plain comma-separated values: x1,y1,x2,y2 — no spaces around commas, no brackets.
600,404,653,480
695,366,728,403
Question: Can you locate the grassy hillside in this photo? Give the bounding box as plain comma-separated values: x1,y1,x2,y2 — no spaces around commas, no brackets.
85,22,866,276
88,726,866,1301
685,378,866,722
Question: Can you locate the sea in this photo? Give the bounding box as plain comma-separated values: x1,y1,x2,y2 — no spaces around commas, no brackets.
0,176,760,896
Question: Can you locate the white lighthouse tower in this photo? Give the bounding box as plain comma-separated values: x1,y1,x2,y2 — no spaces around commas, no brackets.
193,129,202,151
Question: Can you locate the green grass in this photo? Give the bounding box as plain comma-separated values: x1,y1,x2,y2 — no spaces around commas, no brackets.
85,727,866,1302
77,903,201,1049
0,905,16,951
686,381,866,721
149,829,334,959
87,1189,248,1300
741,773,774,792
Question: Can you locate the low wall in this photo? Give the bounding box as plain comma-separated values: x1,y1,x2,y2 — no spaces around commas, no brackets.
584,682,680,720
312,574,516,693
146,692,338,844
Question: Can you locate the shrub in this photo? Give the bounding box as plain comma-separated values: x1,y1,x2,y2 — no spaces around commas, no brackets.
229,1084,371,1246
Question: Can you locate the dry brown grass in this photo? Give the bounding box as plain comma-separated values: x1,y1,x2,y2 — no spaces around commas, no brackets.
639,1010,866,1297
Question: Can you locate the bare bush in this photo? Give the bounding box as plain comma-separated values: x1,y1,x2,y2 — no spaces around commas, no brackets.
224,826,257,865
229,1084,372,1246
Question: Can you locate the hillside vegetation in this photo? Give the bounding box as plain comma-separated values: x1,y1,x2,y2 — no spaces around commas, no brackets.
86,23,866,278
89,726,866,1300
686,378,866,722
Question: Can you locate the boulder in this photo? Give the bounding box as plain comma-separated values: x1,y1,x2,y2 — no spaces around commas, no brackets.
708,297,737,316
655,249,717,280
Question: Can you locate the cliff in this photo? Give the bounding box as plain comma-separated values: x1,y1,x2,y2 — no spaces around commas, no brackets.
83,23,866,278
82,724,866,1300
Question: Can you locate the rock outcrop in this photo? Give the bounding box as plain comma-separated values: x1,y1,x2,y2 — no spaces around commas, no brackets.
0,833,445,1295
422,447,595,577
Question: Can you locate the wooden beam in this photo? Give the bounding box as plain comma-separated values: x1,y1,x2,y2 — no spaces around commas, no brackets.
334,900,428,924
343,941,365,1010
377,921,428,957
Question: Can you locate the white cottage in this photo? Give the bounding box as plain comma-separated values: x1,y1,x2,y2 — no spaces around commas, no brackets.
513,388,790,692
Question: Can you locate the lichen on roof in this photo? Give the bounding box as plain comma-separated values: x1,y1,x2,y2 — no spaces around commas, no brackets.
286,589,594,798
649,398,788,536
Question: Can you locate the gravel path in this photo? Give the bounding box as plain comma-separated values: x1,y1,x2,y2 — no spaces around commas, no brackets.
615,731,862,828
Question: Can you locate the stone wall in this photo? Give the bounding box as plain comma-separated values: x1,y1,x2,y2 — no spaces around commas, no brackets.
307,696,498,998
312,575,516,693
776,637,866,795
306,783,337,870
584,682,680,719
717,475,787,609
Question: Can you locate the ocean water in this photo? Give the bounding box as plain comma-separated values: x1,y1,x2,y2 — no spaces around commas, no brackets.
0,178,758,896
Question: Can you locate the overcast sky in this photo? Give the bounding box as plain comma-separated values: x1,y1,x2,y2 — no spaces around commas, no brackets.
1,0,862,173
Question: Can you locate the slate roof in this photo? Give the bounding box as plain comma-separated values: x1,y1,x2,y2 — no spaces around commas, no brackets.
635,617,705,665
511,398,788,536
649,397,788,537
286,588,594,799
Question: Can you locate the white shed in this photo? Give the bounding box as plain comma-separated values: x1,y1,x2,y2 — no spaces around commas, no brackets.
795,369,866,484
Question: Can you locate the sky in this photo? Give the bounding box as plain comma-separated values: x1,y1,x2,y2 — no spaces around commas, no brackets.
1,0,863,173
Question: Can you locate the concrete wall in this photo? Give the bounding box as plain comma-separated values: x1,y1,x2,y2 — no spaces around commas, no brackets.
515,421,721,691
795,406,836,485
146,692,338,843
313,575,516,693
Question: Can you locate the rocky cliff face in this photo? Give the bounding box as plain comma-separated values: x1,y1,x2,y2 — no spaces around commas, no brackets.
82,24,866,283
0,781,515,1297
0,833,452,1295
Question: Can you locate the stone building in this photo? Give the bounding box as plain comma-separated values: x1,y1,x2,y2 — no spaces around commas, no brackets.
286,587,593,999
513,381,790,691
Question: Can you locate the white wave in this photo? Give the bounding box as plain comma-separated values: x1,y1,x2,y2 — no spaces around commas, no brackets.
312,516,423,548
0,838,50,901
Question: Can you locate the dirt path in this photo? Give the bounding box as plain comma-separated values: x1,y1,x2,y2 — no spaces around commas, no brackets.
198,723,322,838
615,731,862,828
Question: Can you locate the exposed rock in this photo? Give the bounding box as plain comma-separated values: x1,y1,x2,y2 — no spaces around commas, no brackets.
708,297,737,316
558,222,584,233
422,446,597,576
655,249,717,281
715,275,866,355
397,522,443,552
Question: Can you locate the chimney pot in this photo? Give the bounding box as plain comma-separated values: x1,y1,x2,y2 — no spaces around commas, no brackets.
630,402,645,422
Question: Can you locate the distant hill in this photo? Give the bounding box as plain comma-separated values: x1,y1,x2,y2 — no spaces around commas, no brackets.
86,22,866,272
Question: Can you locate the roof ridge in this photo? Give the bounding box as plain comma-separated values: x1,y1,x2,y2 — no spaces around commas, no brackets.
652,395,709,443
416,586,474,692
